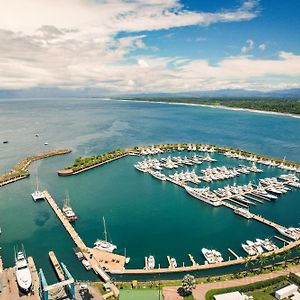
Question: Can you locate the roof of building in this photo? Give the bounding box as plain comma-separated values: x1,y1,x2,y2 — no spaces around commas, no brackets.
214,291,246,300
275,284,298,296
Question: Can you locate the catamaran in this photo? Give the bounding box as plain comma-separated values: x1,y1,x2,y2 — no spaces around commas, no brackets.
94,217,117,253
31,174,45,201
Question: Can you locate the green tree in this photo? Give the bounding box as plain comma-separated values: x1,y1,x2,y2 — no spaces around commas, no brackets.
178,274,196,297
257,254,268,272
270,252,278,270
282,250,292,267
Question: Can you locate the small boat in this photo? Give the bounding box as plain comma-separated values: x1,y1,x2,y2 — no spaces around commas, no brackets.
62,192,78,222
82,259,91,270
241,243,256,256
124,248,130,264
170,257,177,268
44,142,48,145
147,255,155,269
94,217,117,253
15,246,32,293
3,140,8,144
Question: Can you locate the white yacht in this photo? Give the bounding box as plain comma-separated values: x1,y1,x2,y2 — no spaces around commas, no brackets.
202,248,216,264
94,217,117,253
276,227,300,241
234,208,253,219
31,175,45,201
150,170,167,181
185,186,222,206
169,257,177,268
147,255,155,269
256,239,278,252
15,247,32,293
241,243,257,256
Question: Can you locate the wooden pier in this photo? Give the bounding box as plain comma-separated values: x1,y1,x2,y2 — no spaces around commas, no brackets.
28,256,40,297
188,254,197,266
274,236,291,244
49,251,65,281
43,191,126,275
228,248,241,260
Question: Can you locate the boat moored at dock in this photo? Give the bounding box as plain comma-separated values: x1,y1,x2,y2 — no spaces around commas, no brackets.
15,246,32,294
94,217,117,253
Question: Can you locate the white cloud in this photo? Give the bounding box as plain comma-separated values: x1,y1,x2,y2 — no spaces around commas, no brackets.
259,43,267,51
241,39,254,53
0,0,297,92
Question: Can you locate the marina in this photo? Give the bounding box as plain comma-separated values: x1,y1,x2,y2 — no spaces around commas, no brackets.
0,98,300,282
28,145,299,277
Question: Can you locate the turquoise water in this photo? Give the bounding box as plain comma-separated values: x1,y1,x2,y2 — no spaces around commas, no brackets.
0,98,299,282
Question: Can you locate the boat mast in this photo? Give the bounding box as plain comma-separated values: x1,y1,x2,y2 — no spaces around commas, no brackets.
103,216,108,242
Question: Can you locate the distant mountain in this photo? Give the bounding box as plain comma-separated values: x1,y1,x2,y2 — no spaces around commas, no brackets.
0,87,299,99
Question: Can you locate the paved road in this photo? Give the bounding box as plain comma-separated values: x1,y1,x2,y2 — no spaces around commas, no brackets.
163,265,300,300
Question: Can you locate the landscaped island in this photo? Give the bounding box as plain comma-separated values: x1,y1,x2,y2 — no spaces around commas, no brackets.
118,97,300,115
0,148,72,186
58,143,300,176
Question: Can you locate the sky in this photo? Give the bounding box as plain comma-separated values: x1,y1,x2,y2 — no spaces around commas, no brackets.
0,0,300,93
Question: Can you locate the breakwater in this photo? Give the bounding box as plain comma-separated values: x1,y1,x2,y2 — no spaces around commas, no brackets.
58,143,300,176
0,148,71,187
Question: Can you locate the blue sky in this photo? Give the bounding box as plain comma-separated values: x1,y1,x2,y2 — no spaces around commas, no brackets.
0,0,299,92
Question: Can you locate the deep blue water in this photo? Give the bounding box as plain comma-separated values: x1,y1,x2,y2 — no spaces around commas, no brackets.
0,98,299,282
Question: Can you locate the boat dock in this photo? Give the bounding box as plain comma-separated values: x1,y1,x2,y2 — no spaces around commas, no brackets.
0,257,40,300
43,191,126,276
28,256,40,297
274,236,291,244
49,251,65,281
228,248,241,260
0,256,3,273
188,254,197,266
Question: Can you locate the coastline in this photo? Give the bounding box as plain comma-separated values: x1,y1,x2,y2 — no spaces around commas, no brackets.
106,98,300,120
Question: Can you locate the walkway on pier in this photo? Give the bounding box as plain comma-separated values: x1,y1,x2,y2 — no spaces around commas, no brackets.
43,191,125,275
221,202,283,229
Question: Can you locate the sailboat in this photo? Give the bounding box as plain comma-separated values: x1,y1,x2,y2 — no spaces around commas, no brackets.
31,174,45,201
62,192,78,222
94,217,117,253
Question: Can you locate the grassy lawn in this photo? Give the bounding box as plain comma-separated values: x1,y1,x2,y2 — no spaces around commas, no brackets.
119,289,162,300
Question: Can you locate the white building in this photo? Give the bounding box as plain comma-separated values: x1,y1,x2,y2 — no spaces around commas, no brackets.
214,291,252,300
275,284,299,300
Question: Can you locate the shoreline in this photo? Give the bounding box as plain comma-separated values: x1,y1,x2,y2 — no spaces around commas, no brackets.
106,98,300,119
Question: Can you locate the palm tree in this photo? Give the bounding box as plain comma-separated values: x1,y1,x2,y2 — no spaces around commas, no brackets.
243,256,252,270
257,254,267,272
178,274,196,297
270,251,278,270
282,250,292,267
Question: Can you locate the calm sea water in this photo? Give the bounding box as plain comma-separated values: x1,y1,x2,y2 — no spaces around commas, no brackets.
0,98,299,282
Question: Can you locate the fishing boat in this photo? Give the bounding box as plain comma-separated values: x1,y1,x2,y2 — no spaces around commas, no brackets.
62,192,78,222
15,246,32,293
94,217,117,253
